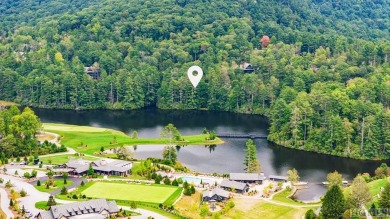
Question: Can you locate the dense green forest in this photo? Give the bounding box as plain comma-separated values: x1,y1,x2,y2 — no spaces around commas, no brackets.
0,106,66,162
0,0,389,159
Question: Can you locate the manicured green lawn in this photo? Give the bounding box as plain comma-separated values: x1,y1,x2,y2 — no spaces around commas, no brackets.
35,201,50,210
82,182,181,204
272,189,321,206
225,199,312,219
35,179,74,192
43,123,223,155
40,154,98,165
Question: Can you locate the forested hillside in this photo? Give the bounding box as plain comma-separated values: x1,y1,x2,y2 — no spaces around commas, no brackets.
0,0,389,159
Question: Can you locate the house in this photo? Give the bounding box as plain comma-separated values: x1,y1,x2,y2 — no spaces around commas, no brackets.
36,198,119,219
220,180,249,193
84,64,100,80
240,63,256,73
229,173,266,184
269,175,288,182
57,158,132,177
203,188,230,202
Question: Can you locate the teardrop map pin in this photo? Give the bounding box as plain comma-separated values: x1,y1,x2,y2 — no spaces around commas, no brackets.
187,66,203,88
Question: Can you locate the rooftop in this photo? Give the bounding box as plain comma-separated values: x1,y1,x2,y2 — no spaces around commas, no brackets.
203,188,230,199
38,199,119,219
229,173,266,181
220,180,248,191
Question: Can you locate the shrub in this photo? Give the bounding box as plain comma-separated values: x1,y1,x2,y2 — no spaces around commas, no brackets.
61,187,68,195
39,163,43,168
190,185,195,194
20,189,27,197
14,170,18,175
82,194,86,199
172,179,179,186
177,178,183,184
23,172,31,178
80,181,85,186
37,180,41,186
163,177,171,185
72,194,78,199
5,180,12,188
0,178,4,183
31,170,38,178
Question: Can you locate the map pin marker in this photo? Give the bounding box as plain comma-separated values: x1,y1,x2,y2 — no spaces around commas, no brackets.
187,66,203,88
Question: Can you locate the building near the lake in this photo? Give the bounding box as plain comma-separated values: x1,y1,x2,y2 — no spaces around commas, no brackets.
36,198,119,219
220,180,249,193
269,175,288,182
229,172,266,184
202,188,230,202
55,158,132,177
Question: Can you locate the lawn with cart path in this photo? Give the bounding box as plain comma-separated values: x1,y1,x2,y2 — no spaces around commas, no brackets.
82,181,182,204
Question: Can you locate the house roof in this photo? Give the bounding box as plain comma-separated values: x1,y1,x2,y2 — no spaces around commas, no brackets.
37,199,119,219
65,158,131,174
220,180,248,191
203,188,230,199
269,175,288,180
230,173,266,181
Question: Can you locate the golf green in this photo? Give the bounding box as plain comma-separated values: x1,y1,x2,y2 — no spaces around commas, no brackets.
82,182,179,203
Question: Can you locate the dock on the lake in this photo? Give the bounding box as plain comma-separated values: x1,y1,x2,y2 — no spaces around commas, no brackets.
216,133,268,139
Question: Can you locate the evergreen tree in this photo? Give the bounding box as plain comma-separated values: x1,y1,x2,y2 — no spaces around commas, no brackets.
37,180,41,186
305,209,316,219
47,195,56,206
321,185,345,219
243,139,261,173
61,186,68,195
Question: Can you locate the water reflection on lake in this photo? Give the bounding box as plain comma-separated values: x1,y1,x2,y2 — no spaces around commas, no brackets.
34,108,386,201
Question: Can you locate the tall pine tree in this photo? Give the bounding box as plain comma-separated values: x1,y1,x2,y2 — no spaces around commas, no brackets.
321,185,345,219
243,139,261,173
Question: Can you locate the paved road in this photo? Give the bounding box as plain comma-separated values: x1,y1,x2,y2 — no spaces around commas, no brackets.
29,176,84,195
0,174,50,216
0,188,14,218
122,206,169,219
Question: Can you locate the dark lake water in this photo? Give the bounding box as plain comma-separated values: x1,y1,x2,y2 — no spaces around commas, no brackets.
34,108,386,201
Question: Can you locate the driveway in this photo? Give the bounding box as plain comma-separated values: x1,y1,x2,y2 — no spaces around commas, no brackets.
0,188,14,218
0,174,50,216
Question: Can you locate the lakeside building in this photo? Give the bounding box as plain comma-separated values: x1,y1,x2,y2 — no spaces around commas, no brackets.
54,158,132,177
269,175,288,182
220,180,249,193
36,198,119,219
229,172,266,184
202,188,230,202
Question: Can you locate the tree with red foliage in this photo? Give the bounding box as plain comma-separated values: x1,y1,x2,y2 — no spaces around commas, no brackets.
260,35,270,48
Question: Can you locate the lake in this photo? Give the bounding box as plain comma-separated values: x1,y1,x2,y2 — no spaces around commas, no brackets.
34,107,386,201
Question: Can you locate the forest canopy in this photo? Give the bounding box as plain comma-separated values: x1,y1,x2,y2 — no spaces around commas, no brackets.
0,0,389,159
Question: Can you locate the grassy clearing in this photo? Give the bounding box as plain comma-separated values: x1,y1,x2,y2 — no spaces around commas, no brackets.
272,189,320,206
82,182,182,204
174,191,202,219
35,179,74,192
0,100,17,107
43,123,223,155
35,201,50,210
224,199,310,219
39,154,98,165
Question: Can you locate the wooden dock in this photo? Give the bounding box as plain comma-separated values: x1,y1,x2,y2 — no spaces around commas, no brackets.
216,133,268,139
